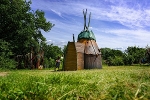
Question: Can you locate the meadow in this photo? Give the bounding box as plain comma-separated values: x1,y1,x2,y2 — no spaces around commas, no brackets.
0,66,150,100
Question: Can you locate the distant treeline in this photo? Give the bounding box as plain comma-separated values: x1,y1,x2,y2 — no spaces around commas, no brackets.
101,46,150,66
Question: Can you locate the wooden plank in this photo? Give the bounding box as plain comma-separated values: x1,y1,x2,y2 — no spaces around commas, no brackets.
64,42,77,71
77,53,84,70
75,43,85,53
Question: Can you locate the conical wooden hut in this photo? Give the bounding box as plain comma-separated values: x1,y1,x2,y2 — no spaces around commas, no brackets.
63,9,102,71
77,30,102,69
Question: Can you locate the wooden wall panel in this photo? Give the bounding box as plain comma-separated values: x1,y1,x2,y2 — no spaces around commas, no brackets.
77,53,84,70
84,54,102,69
64,42,77,71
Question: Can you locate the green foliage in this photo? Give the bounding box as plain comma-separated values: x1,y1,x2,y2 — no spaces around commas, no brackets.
0,0,53,54
123,54,134,65
107,56,124,66
101,48,124,66
44,44,63,60
101,46,146,66
0,66,150,99
125,46,146,64
62,45,67,54
43,57,55,68
0,0,54,69
0,39,16,69
141,48,150,64
42,43,63,68
101,48,112,60
0,57,16,69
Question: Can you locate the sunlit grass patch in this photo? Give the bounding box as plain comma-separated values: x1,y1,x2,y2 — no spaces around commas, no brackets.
0,66,150,99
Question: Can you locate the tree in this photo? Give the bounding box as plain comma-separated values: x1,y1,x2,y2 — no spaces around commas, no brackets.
123,54,134,65
101,48,124,66
0,0,54,69
140,47,150,64
62,45,67,54
0,0,53,56
43,44,63,68
44,44,63,60
125,46,145,64
0,39,16,69
101,48,113,60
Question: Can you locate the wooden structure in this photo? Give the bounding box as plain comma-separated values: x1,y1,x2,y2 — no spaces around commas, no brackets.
63,9,102,70
15,46,44,69
75,42,85,70
63,42,77,70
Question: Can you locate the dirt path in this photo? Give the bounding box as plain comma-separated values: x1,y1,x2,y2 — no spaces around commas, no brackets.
0,72,8,76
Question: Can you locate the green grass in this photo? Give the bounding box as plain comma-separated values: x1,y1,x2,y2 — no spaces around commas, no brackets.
0,66,150,100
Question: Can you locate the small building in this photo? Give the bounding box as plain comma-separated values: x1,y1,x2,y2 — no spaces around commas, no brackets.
63,9,102,71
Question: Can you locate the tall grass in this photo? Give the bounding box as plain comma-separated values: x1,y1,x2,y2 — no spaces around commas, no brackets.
0,66,150,100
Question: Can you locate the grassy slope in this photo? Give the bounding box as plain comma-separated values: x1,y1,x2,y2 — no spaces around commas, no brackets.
0,66,150,100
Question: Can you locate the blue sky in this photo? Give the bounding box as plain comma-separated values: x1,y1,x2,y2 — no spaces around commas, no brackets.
31,0,150,50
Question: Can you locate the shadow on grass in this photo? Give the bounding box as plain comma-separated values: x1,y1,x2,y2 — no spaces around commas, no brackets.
139,64,150,67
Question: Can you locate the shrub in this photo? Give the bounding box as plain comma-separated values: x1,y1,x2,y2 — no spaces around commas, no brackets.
43,57,55,68
107,56,124,66
0,39,16,69
123,54,134,65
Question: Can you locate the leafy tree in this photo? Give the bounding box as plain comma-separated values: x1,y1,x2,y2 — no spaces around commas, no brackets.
44,44,63,60
0,0,54,69
123,54,134,65
141,47,150,64
101,48,124,66
42,44,63,68
62,45,67,54
125,46,145,64
0,0,53,56
101,48,113,60
101,46,146,66
107,56,124,66
0,39,16,69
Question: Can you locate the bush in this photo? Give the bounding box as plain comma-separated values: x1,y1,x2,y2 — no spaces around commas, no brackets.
123,54,134,65
107,56,124,66
0,39,16,69
0,57,16,69
43,57,55,68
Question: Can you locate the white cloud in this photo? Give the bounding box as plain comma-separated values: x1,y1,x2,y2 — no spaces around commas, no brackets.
31,0,150,29
31,0,150,49
107,29,150,41
105,6,150,28
50,9,62,18
94,28,150,49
